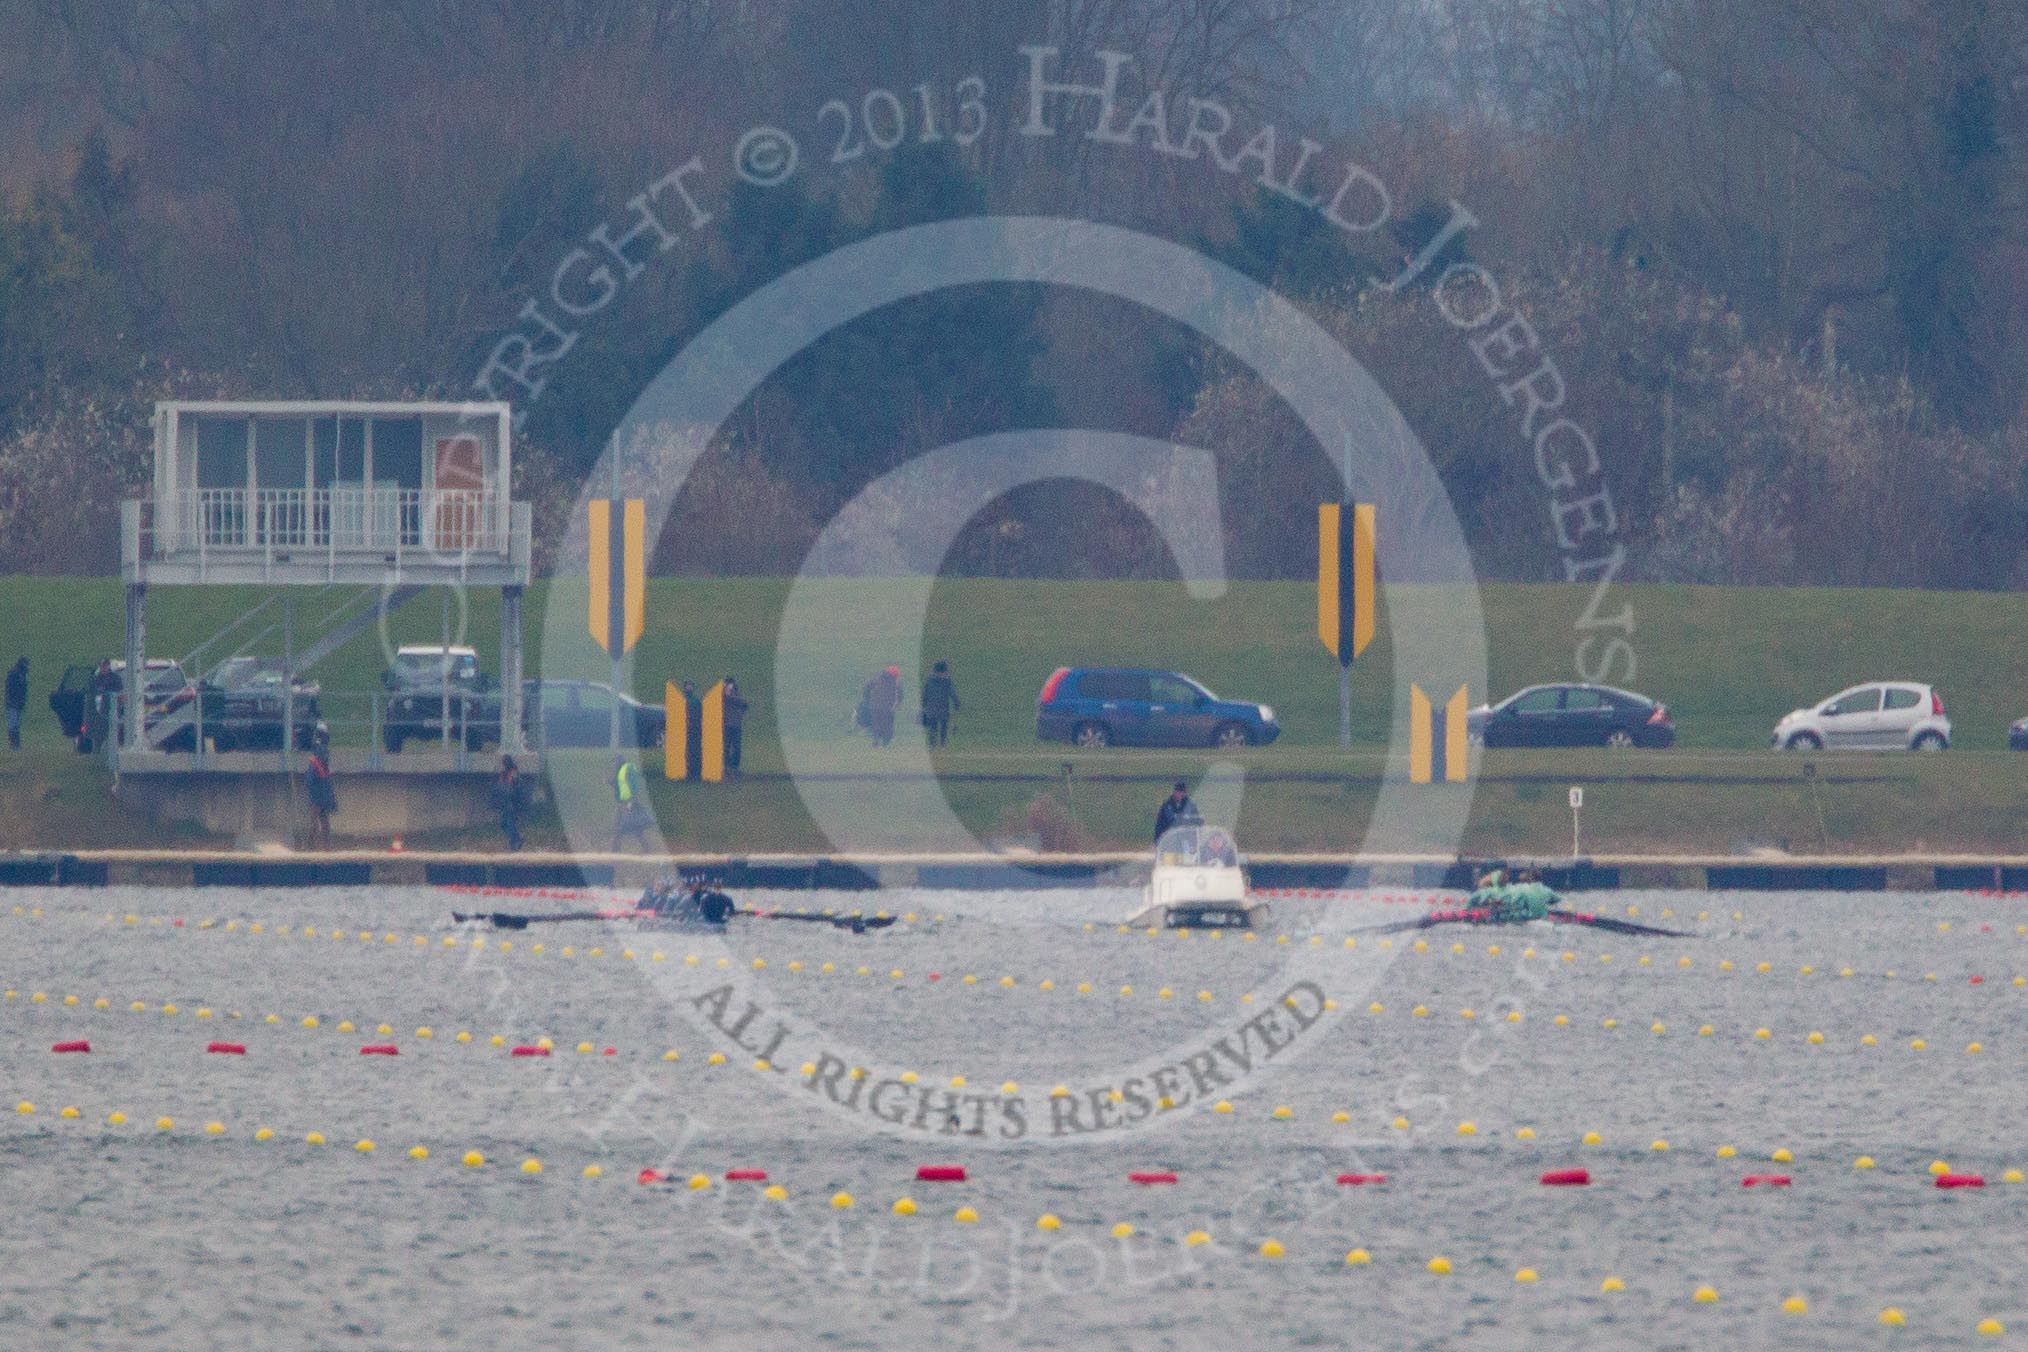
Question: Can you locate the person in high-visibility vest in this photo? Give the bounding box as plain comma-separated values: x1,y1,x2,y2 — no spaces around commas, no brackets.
610,753,652,852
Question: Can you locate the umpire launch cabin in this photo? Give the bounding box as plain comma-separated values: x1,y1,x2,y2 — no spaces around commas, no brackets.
124,401,529,587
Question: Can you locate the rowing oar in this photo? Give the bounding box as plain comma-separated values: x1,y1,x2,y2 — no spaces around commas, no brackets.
1544,911,1699,938
1346,909,1490,935
453,907,898,934
748,909,899,935
452,908,642,930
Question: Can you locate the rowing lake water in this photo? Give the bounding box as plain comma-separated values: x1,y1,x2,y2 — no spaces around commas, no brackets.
1,885,2022,1349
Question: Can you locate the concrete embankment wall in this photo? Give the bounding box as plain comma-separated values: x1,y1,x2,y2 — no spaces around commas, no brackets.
1,851,2022,892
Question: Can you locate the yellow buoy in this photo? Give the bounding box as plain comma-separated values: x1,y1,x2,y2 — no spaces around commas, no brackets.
1514,1267,1538,1283
1693,1285,1719,1304
521,1159,542,1175
1259,1240,1285,1258
954,1206,979,1223
1112,1222,1134,1239
1345,1248,1371,1265
831,1191,854,1209
893,1197,917,1215
1782,1296,1808,1315
1600,1276,1626,1293
1427,1256,1452,1274
461,1150,484,1167
1036,1213,1060,1231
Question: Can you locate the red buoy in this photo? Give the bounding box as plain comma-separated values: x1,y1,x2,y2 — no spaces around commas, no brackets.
916,1165,968,1182
1335,1172,1388,1185
1740,1174,1792,1187
1128,1171,1179,1185
637,1168,664,1185
511,1045,550,1057
1539,1168,1591,1186
1936,1173,1985,1189
602,1047,617,1056
726,1168,769,1182
359,1044,400,1055
205,1041,246,1055
50,1040,90,1054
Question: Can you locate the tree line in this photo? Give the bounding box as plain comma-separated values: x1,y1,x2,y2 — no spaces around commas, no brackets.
0,0,2021,587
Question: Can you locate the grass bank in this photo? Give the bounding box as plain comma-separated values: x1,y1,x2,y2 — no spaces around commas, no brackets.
0,575,2023,854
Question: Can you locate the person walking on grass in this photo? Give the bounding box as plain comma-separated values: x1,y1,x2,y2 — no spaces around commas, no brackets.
611,753,652,852
921,660,959,748
4,657,26,750
722,677,748,774
863,665,902,747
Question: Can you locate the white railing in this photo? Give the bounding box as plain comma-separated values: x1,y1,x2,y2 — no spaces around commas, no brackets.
148,488,511,556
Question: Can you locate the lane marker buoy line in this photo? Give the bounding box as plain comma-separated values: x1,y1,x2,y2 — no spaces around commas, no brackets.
8,1095,2024,1184
8,969,2022,1077
59,906,2028,1010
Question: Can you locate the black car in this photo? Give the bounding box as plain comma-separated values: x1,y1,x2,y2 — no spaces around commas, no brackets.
1467,683,1676,749
525,679,665,749
49,659,210,751
203,657,322,751
381,645,499,752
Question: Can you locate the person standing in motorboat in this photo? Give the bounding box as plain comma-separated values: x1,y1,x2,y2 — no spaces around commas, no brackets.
1154,780,1198,844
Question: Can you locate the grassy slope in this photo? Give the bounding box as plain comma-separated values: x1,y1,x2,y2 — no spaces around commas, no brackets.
0,576,2024,853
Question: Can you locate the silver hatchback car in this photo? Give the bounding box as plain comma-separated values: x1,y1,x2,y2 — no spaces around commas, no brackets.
1771,682,1951,751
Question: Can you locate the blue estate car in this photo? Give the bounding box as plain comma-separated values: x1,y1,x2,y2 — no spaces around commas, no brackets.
1035,667,1281,749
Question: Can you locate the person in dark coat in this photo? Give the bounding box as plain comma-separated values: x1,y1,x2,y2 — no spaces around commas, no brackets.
721,677,749,773
4,657,26,750
865,665,902,746
493,754,527,851
1153,781,1198,844
85,659,118,753
304,743,337,849
920,660,959,748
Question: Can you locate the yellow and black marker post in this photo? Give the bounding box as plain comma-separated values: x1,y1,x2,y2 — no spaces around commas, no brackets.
587,497,645,749
664,680,727,782
1318,502,1376,747
1409,684,1471,784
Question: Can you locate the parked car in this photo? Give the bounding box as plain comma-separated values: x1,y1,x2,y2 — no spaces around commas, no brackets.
49,658,211,751
1771,682,1950,751
203,657,322,751
525,679,665,748
381,645,499,752
1035,667,1280,749
1467,683,1676,749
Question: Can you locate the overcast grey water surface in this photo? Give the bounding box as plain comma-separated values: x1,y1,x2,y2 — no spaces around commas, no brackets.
1,885,2024,1350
